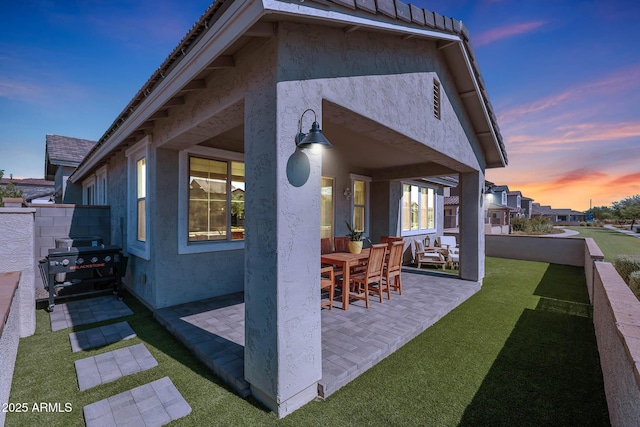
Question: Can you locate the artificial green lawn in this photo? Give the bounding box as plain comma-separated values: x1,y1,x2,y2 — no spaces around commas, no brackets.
567,226,640,261
8,257,609,426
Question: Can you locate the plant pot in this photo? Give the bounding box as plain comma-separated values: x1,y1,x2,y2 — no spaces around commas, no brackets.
348,241,363,254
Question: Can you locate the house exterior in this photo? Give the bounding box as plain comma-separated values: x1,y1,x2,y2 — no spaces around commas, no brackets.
66,0,506,416
0,178,54,203
521,195,534,219
532,203,586,225
45,134,97,203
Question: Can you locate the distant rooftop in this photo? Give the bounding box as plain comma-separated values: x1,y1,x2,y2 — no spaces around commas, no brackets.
45,134,97,180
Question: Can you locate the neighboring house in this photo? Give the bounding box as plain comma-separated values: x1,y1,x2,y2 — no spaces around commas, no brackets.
65,0,507,416
532,203,586,225
0,177,54,203
45,134,97,204
521,195,534,219
484,183,512,231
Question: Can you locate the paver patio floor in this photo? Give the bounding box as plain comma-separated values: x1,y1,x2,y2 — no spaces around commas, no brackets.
155,269,480,398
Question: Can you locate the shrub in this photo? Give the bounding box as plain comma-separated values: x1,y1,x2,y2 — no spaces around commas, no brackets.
613,254,640,283
530,216,554,233
511,217,530,233
586,222,593,227
579,222,587,227
630,271,640,300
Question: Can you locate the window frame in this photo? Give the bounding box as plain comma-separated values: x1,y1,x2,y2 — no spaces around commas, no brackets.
178,146,244,254
320,176,335,240
350,173,371,235
126,136,151,260
400,181,437,237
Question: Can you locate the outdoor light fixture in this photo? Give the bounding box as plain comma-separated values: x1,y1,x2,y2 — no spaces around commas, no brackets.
295,109,332,149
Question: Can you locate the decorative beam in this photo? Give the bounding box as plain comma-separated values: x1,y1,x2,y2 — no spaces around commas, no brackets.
344,25,361,33
181,79,206,91
148,110,169,120
206,55,235,69
476,131,493,137
163,96,185,108
138,121,155,130
401,34,414,40
459,90,476,98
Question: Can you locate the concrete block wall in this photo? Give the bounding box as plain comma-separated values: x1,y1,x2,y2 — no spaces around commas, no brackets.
486,234,586,266
32,204,110,289
487,235,635,426
592,262,640,427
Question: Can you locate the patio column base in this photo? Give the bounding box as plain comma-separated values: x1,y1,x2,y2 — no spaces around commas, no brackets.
250,382,318,419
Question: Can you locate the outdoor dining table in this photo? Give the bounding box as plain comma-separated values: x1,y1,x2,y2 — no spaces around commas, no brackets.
320,248,370,310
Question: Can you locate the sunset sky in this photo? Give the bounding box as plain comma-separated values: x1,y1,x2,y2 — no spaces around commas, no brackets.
1,0,638,211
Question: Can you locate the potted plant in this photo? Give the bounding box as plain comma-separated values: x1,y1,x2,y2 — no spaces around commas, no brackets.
345,221,364,254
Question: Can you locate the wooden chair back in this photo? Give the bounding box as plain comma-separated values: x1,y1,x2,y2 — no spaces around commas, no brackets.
365,243,387,281
334,236,350,253
386,240,404,275
321,238,332,254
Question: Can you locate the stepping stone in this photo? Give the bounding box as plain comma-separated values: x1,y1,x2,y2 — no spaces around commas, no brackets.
75,343,158,391
69,321,136,353
50,295,133,331
83,377,191,427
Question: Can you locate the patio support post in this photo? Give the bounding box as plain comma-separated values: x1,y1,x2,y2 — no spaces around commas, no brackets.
243,86,323,417
459,171,485,282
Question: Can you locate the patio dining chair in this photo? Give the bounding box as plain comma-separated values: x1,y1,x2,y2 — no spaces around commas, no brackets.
349,243,387,308
321,238,332,255
380,236,404,244
333,236,350,253
383,240,404,296
320,266,335,310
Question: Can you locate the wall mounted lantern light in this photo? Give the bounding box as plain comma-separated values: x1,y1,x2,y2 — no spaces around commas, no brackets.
295,109,333,149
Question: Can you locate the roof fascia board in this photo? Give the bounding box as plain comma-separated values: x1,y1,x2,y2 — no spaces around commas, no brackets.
452,43,506,168
262,0,460,43
71,0,265,182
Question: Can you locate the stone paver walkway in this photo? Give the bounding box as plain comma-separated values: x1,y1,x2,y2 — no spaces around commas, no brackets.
70,321,136,353
155,269,480,399
155,292,248,396
50,295,133,331
83,376,191,427
75,343,158,391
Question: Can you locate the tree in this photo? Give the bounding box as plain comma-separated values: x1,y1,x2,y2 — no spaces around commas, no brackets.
0,169,24,206
612,195,640,229
585,205,615,220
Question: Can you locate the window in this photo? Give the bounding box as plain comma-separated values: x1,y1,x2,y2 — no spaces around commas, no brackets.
351,174,371,234
433,79,441,120
401,183,436,235
82,176,95,205
320,177,334,239
188,157,244,242
178,146,244,254
82,166,108,205
126,137,151,260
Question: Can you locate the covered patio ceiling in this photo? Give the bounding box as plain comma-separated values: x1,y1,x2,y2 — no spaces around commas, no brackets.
193,99,472,181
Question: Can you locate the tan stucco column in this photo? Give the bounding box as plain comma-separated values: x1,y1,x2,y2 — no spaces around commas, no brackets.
243,86,323,417
459,171,485,282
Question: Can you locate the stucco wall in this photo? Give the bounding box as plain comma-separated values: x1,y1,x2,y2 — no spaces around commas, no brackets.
486,234,585,266
0,208,35,337
0,273,21,427
592,262,640,427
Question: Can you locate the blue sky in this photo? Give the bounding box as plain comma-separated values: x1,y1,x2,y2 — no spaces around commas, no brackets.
1,0,639,210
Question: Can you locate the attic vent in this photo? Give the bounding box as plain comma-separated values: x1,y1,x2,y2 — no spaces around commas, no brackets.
433,79,441,120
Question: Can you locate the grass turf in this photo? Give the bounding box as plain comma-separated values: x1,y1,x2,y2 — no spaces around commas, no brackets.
566,226,640,262
7,257,609,426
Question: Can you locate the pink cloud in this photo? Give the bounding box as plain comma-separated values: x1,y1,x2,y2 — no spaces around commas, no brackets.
475,21,547,46
498,64,640,125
